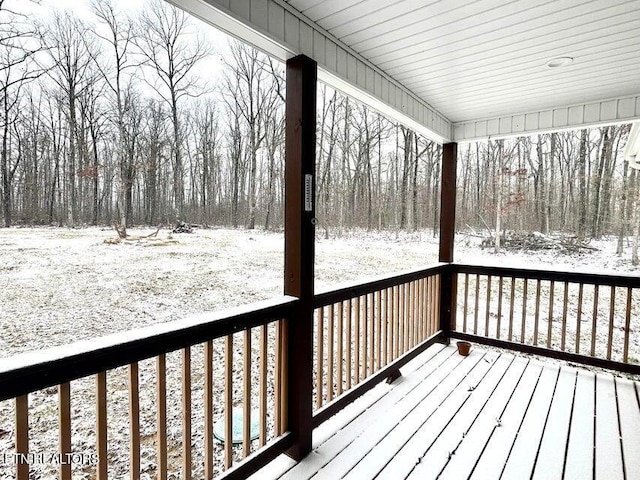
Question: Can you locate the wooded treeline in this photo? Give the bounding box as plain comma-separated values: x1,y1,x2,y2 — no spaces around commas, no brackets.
0,0,635,251
0,0,444,234
459,127,633,248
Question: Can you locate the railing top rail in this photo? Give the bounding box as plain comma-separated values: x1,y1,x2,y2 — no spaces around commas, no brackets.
0,296,297,401
313,262,448,308
452,263,640,288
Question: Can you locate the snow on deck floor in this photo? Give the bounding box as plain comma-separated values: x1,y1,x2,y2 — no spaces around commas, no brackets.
250,344,640,480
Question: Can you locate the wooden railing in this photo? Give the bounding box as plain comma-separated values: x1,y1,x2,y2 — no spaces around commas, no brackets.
0,264,449,480
0,298,296,480
311,264,447,424
3,262,640,479
451,264,640,374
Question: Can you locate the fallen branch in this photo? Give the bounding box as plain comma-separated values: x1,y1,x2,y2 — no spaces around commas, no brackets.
104,225,168,245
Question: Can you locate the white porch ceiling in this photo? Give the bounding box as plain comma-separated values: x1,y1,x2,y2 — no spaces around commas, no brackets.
174,0,640,142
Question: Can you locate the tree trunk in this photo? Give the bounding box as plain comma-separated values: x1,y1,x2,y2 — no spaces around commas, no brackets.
577,129,588,238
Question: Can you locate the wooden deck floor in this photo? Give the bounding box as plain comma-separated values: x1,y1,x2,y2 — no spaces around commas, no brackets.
250,343,640,480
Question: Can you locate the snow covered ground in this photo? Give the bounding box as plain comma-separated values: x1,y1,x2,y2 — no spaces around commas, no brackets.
0,226,637,479
1,226,636,357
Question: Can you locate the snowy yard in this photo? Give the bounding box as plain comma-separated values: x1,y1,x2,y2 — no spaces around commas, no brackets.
0,226,638,479
1,226,636,357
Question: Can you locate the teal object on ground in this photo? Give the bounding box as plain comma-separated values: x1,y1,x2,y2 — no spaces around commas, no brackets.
213,408,260,444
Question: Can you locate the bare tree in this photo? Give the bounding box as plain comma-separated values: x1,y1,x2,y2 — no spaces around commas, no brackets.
44,11,97,226
0,0,44,226
222,41,280,229
91,0,139,232
136,0,209,223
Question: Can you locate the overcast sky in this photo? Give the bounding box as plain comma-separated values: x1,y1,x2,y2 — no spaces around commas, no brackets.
11,0,235,93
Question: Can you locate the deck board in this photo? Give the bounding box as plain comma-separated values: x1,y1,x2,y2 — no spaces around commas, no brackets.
469,361,544,480
500,363,560,479
341,350,496,480
308,348,485,479
375,352,501,480
616,377,640,480
249,344,640,480
595,373,624,480
428,356,529,480
407,355,525,480
564,370,595,480
531,367,576,479
279,345,455,480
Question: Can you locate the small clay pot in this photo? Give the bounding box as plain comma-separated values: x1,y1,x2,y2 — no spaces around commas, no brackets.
456,341,472,356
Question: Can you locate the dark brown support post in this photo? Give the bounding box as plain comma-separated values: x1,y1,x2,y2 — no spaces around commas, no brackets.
439,143,458,335
284,54,316,461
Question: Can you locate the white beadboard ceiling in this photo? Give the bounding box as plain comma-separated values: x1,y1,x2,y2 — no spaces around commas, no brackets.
176,0,640,141
285,0,640,122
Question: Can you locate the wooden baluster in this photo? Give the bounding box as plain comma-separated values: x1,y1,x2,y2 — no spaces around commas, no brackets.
496,277,503,339
316,307,324,408
328,304,335,402
435,275,441,331
355,297,361,384
274,322,282,435
434,276,440,334
383,288,389,366
521,279,528,343
96,372,107,480
415,280,421,342
474,274,480,334
182,348,192,479
362,295,368,379
394,285,400,359
576,284,584,354
376,290,382,370
129,363,140,480
259,327,267,446
424,277,429,338
404,283,410,352
337,302,344,396
533,279,541,346
346,299,352,390
59,383,71,480
274,320,288,435
623,288,632,363
15,394,28,480
508,277,515,341
224,335,233,469
205,340,214,477
547,280,555,349
399,284,405,354
243,330,251,458
408,282,415,347
424,277,429,336
156,355,167,480
279,320,288,433
591,285,599,357
485,275,492,337
463,274,469,333
561,283,569,351
418,280,423,342
368,293,375,373
607,286,615,360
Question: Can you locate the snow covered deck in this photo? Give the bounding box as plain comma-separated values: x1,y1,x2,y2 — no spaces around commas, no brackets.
251,343,640,480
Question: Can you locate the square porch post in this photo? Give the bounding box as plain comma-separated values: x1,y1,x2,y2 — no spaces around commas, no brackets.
439,142,458,334
284,54,317,461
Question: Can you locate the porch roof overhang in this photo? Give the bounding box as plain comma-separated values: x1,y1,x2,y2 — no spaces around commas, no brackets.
171,0,640,144
626,122,640,168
